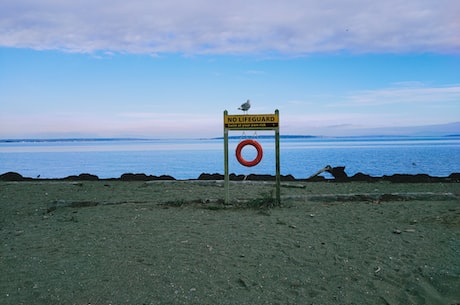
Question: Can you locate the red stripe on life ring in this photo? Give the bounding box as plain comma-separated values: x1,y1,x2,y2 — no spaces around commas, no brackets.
235,139,263,167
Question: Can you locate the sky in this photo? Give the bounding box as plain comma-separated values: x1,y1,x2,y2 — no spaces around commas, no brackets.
0,0,459,138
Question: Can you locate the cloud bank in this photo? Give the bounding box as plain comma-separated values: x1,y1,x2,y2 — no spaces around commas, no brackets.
1,0,459,55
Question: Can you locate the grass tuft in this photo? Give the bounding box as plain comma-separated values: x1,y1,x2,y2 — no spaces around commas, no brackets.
244,191,279,209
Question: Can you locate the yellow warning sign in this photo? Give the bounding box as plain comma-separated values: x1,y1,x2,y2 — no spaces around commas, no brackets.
224,113,279,130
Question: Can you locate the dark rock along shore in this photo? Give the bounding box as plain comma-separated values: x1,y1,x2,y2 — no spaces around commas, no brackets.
1,171,459,183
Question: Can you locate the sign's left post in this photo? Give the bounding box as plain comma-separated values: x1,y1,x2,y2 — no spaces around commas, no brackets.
223,110,230,204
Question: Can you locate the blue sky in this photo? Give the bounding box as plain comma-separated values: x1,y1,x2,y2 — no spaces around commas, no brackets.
1,0,459,138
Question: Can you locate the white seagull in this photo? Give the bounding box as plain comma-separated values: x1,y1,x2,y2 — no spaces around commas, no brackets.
238,99,251,113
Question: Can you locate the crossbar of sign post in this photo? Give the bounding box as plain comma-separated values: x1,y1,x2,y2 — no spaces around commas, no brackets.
224,114,279,130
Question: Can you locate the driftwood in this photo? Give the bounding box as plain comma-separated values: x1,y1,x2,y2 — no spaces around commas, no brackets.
308,165,348,180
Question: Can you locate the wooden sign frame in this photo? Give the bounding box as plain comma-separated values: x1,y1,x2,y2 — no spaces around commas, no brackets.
223,109,280,204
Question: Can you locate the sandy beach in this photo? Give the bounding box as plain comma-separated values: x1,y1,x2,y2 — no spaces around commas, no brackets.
1,180,459,305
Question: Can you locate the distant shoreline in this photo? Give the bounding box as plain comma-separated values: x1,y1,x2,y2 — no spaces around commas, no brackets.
1,134,460,143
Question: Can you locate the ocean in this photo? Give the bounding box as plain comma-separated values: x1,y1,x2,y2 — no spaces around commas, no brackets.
1,136,459,180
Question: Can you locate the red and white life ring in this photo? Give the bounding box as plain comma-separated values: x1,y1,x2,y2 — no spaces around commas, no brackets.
235,139,263,167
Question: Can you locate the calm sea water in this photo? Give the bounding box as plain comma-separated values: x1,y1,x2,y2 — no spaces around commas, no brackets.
1,136,459,179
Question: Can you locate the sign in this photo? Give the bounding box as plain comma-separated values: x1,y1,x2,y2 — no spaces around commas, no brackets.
224,114,279,130
223,110,281,205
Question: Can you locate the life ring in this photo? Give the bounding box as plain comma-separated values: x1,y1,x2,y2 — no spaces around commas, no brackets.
235,139,263,167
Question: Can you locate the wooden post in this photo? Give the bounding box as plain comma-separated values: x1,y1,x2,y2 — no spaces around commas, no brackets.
275,109,281,204
224,110,229,204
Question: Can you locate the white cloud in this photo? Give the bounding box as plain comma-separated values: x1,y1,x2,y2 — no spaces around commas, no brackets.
276,83,460,134
0,111,224,138
346,84,460,106
1,0,458,55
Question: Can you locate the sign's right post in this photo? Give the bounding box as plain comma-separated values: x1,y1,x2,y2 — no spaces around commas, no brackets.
275,109,280,204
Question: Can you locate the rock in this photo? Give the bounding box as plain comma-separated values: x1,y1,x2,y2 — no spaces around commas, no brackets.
0,172,25,181
120,173,149,181
448,173,460,182
326,166,348,180
282,174,296,181
306,176,327,182
383,174,433,183
197,173,224,180
229,173,246,181
350,172,376,182
157,175,175,181
120,173,175,181
246,174,275,181
245,174,297,181
64,173,99,181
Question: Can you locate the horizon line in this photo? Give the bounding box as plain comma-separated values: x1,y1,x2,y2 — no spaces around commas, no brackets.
2,134,460,143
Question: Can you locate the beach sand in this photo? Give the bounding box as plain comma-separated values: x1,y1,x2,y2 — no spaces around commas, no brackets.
1,180,459,305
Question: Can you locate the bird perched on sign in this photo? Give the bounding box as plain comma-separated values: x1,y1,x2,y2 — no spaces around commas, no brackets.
238,99,251,113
